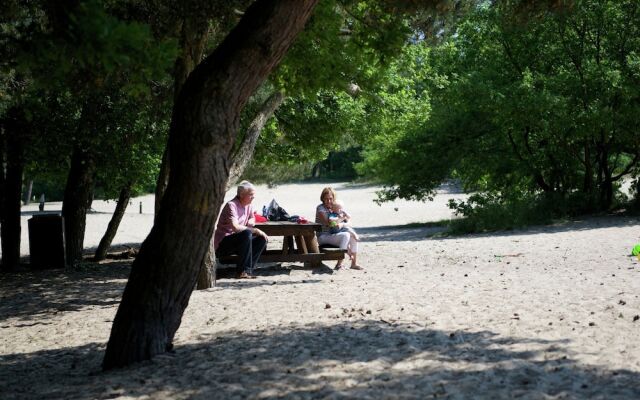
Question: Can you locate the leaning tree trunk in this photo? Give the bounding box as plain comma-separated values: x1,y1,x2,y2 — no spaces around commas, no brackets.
155,18,210,221
103,0,319,370
1,109,27,272
226,90,285,190
94,183,132,261
194,91,285,290
62,146,95,265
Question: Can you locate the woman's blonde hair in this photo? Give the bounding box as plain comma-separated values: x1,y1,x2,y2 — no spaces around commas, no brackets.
320,187,337,202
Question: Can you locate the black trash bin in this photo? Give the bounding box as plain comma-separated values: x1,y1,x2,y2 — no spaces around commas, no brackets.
28,214,66,269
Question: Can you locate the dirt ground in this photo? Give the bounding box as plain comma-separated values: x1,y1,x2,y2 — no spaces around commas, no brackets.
1,182,640,399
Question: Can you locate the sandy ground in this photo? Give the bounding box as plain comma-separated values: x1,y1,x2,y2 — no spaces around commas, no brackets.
1,181,640,399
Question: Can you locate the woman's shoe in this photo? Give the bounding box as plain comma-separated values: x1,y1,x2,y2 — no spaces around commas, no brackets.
350,265,363,270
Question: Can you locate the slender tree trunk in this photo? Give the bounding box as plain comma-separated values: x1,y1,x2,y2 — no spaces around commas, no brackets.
0,111,26,272
24,179,33,205
62,145,95,265
0,121,5,229
583,141,593,193
312,161,321,177
601,176,613,210
155,19,210,221
226,91,286,189
154,145,170,223
94,183,132,261
103,0,318,370
595,129,611,211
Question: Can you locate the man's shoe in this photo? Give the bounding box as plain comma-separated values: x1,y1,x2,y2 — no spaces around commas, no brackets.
237,271,257,279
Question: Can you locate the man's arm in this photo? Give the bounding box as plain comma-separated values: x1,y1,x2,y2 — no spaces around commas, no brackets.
230,206,268,241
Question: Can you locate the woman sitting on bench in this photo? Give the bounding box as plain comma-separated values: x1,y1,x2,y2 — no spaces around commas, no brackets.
315,187,363,271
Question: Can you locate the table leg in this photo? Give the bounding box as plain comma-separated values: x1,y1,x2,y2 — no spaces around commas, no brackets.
295,235,308,254
282,235,293,255
304,234,321,268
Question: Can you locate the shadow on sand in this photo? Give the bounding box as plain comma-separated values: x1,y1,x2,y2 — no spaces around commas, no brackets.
0,262,130,323
1,259,639,398
360,215,640,243
1,320,639,399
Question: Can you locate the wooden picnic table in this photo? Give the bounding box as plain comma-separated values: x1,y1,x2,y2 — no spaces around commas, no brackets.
218,221,345,267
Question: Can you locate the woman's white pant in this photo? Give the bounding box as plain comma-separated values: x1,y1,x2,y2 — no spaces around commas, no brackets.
317,231,358,254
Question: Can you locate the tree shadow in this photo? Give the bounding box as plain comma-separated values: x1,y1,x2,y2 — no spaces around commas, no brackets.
1,321,638,399
0,261,130,323
358,224,448,242
359,215,640,243
215,279,324,290
19,211,62,217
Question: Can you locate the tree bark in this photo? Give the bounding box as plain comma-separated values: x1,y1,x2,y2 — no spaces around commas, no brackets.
94,183,132,261
62,145,95,265
154,19,210,221
226,90,285,189
103,0,319,370
196,241,216,290
0,121,4,228
0,110,26,272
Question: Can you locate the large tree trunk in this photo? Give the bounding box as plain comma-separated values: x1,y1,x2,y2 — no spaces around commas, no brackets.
103,0,318,370
226,90,285,189
94,183,132,261
0,111,26,272
62,146,95,265
155,19,210,221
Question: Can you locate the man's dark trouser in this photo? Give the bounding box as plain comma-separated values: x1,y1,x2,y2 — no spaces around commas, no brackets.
216,229,267,275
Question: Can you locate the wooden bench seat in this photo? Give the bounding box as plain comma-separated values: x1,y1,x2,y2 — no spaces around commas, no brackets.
218,247,346,265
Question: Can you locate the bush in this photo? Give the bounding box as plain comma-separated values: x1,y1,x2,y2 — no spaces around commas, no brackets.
447,192,557,234
242,162,315,187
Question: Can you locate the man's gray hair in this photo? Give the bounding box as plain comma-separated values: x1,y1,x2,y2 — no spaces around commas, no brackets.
237,180,255,196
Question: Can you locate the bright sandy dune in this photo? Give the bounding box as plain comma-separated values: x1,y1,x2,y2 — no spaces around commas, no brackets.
1,182,640,399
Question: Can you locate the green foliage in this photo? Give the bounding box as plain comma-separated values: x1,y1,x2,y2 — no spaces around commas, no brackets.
447,192,556,234
21,1,177,96
315,146,363,180
252,90,368,166
247,0,419,177
1,0,177,202
361,0,640,213
276,0,411,95
242,161,316,187
355,40,433,191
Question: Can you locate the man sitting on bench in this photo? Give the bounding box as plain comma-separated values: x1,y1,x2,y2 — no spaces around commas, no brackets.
214,181,268,279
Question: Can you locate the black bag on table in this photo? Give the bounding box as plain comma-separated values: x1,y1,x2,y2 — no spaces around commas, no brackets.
265,199,290,221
